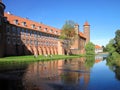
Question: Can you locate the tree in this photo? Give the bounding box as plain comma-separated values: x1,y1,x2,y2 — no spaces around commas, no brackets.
106,39,115,54
102,46,107,52
114,30,120,54
106,31,120,60
85,42,95,55
60,20,77,55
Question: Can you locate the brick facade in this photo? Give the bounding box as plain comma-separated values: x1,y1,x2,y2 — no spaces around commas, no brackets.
0,1,90,57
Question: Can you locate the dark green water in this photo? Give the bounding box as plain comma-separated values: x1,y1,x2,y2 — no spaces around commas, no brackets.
0,54,120,90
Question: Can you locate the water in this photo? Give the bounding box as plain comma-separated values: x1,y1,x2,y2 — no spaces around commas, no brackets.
0,54,120,90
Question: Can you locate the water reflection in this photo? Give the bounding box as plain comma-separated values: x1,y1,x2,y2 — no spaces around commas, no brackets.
0,62,28,90
106,55,120,80
1,54,120,90
22,57,95,90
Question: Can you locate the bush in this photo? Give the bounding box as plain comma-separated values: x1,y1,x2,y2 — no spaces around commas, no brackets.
85,42,95,55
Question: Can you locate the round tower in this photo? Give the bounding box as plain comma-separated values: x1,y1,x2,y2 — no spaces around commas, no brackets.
0,0,5,16
83,21,90,44
0,0,5,57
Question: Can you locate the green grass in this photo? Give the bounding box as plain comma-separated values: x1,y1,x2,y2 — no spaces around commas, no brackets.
0,55,84,63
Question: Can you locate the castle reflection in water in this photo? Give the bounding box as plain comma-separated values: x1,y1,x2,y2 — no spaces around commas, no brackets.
22,56,102,90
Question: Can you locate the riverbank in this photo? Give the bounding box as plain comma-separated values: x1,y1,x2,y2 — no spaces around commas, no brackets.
0,55,85,63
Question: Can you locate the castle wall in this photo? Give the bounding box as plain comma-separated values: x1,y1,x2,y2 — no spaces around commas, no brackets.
0,1,90,57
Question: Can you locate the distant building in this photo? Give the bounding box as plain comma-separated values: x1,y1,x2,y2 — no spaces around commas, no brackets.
0,1,90,57
95,55,103,63
95,45,103,54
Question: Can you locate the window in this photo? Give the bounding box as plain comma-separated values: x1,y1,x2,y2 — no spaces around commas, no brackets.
12,38,16,45
7,37,11,44
44,28,47,32
17,38,21,45
30,30,32,36
34,31,37,37
4,17,7,23
26,29,29,36
12,26,16,35
21,28,25,35
6,25,10,33
55,31,58,34
31,24,35,29
50,29,53,33
22,22,26,26
14,20,18,25
38,26,41,30
17,27,21,36
24,30,26,36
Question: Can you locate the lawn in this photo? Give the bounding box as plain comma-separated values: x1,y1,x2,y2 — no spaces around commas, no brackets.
0,55,84,63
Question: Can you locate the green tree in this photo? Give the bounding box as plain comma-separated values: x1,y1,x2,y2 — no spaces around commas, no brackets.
102,46,107,52
106,39,115,54
114,30,120,54
106,31,120,60
85,42,95,55
85,56,95,68
60,20,77,55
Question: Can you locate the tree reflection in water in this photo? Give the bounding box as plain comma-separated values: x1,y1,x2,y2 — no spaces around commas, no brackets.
106,55,120,80
85,56,95,68
0,55,115,90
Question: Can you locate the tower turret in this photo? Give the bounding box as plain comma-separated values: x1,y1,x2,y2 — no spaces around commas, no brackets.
74,24,79,35
70,24,80,50
83,21,90,44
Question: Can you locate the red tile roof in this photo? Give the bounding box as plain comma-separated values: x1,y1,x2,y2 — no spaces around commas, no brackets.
79,32,86,39
84,21,90,26
4,12,61,36
4,12,87,38
95,45,101,49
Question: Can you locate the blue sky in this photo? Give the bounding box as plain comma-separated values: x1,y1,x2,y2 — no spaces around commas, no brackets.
3,0,120,46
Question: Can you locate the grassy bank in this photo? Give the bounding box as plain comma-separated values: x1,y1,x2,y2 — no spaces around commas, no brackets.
0,55,84,63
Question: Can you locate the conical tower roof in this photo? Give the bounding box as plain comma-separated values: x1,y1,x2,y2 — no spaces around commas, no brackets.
84,21,90,26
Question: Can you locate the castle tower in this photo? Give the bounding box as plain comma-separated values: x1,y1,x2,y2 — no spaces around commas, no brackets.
83,21,90,44
0,0,5,16
70,24,79,51
74,24,79,35
0,0,5,57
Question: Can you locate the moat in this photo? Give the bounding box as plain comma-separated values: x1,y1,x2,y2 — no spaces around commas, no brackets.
0,54,120,90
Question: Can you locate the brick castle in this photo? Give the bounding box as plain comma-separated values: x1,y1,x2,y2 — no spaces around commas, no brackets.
0,1,90,57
